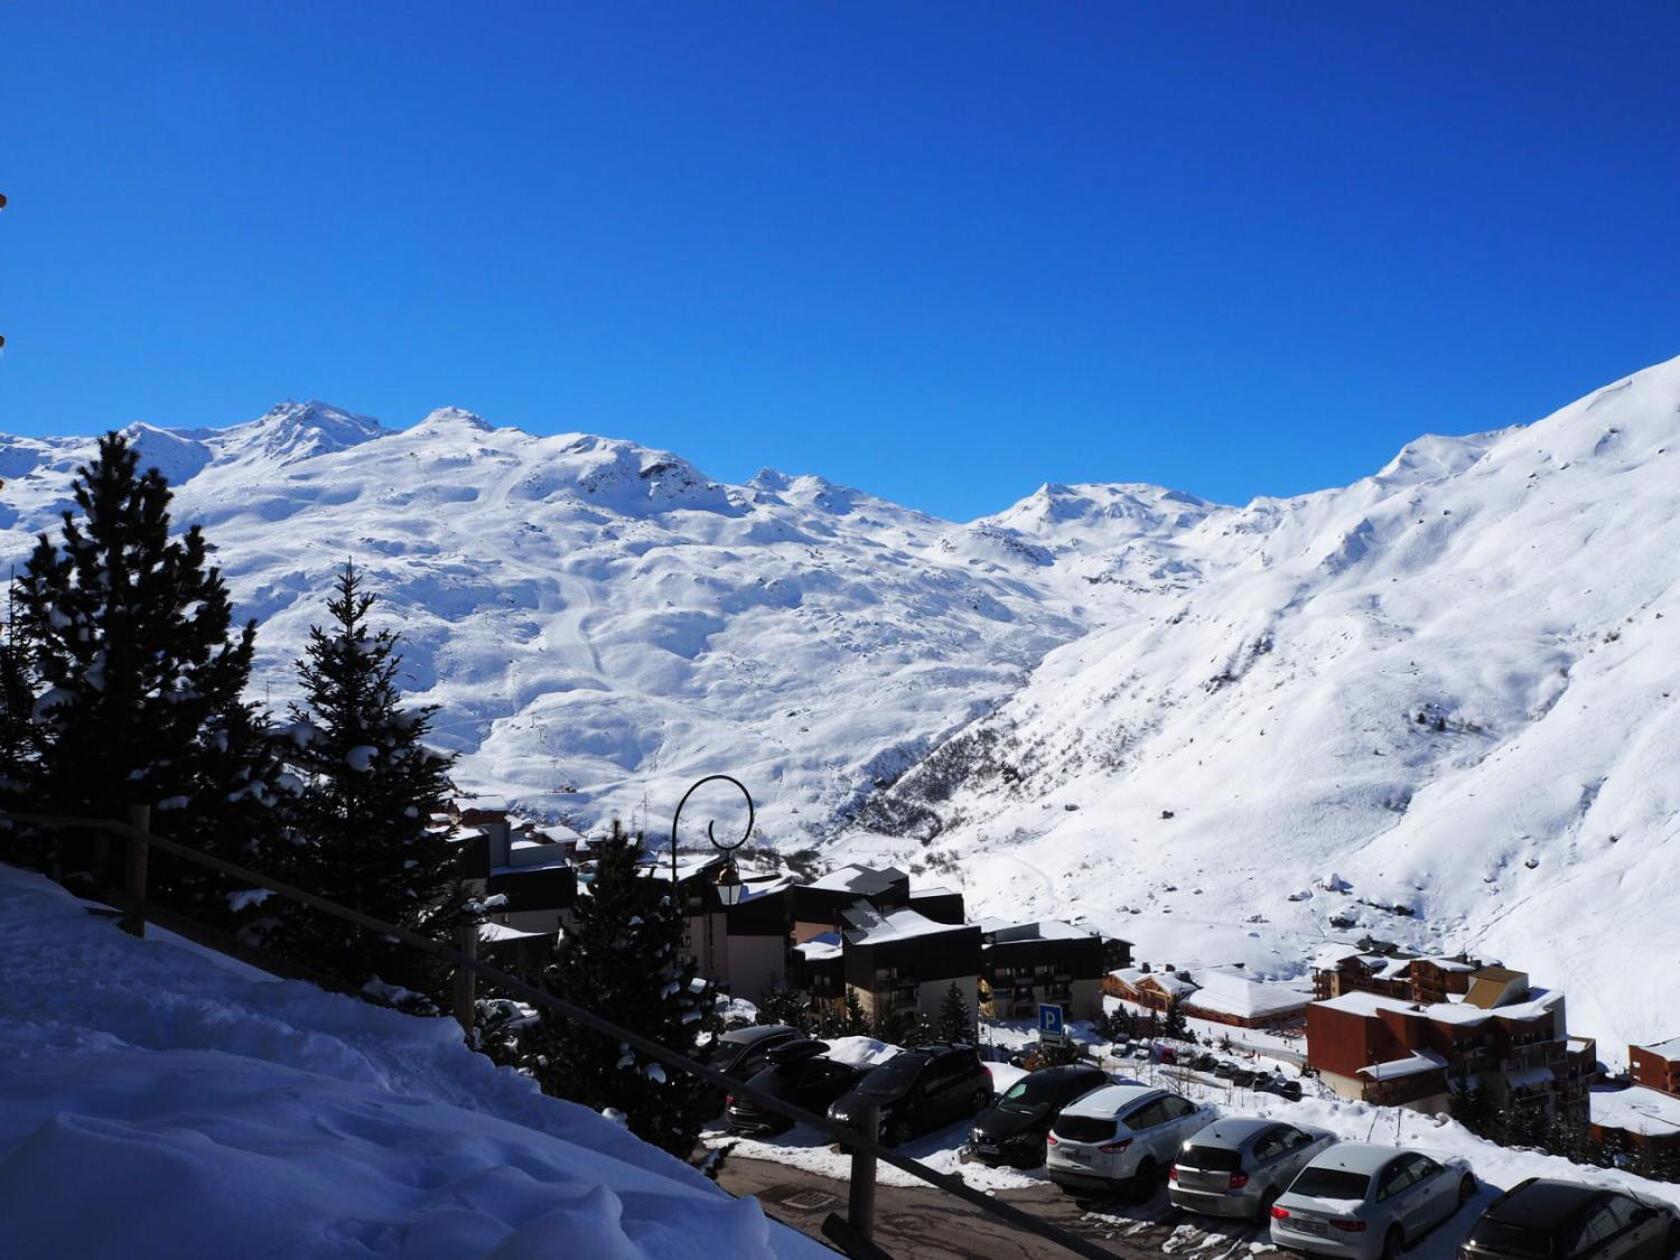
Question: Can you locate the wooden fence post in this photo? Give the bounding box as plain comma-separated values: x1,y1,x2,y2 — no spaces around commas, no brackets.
847,1100,879,1241
121,804,150,939
454,920,478,1036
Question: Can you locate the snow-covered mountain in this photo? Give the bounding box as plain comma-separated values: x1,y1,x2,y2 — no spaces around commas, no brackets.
5,357,1680,1052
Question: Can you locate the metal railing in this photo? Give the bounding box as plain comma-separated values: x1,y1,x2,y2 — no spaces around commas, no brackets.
0,808,1119,1260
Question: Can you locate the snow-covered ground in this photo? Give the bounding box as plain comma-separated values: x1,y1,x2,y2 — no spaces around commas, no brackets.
0,862,826,1259
9,353,1680,1055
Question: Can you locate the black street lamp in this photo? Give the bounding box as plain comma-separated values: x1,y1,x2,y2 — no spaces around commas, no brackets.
669,774,754,908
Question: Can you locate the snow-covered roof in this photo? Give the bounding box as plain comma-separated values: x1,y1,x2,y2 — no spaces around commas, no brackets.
1639,1036,1680,1060
1592,1085,1680,1138
479,922,550,943
909,883,959,898
793,932,843,961
1109,967,1199,998
1315,986,1563,1028
1358,1050,1447,1081
1185,967,1311,1018
806,864,906,895
841,903,970,945
639,854,724,884
986,919,1097,944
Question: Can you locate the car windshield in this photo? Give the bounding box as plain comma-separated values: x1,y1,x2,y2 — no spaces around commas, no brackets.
999,1076,1072,1113
1468,1220,1556,1259
1176,1144,1243,1172
1289,1168,1370,1199
857,1055,927,1095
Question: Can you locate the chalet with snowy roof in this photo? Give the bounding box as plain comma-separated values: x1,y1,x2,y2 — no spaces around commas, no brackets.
1180,966,1311,1030
455,800,576,935
979,920,1105,1021
1631,1038,1680,1097
840,902,981,1035
1104,966,1200,1011
1311,941,1483,1005
1591,1075,1680,1158
789,864,965,943
1305,965,1591,1122
646,854,792,1004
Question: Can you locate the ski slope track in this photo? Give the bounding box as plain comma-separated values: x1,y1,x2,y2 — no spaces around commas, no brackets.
6,354,1680,1054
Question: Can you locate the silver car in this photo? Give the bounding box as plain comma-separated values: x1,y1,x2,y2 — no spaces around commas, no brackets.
1270,1143,1476,1260
1046,1084,1215,1200
1170,1117,1334,1220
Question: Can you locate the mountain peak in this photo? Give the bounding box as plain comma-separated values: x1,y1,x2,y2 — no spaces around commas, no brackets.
412,406,493,434
209,401,390,466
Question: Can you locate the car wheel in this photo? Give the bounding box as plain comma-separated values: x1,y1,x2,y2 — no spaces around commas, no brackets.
1458,1173,1476,1206
886,1117,912,1148
1130,1157,1158,1204
1258,1188,1279,1221
970,1087,991,1112
1382,1225,1404,1260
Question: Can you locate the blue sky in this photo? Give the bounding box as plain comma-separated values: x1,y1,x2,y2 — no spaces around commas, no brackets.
3,2,1679,520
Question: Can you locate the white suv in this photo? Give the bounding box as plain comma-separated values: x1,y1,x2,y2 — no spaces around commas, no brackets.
1046,1085,1214,1200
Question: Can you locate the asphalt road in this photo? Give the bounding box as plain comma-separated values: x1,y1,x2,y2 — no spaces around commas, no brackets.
717,1154,1276,1260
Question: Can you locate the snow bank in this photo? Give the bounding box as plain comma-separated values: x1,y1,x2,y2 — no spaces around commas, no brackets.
0,864,825,1259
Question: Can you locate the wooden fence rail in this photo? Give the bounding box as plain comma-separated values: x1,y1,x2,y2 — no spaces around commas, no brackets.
0,808,1119,1260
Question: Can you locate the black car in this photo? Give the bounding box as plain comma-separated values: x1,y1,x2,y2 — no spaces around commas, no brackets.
828,1044,994,1146
966,1064,1108,1168
1255,1074,1304,1101
726,1041,866,1136
702,1024,806,1080
1462,1178,1680,1260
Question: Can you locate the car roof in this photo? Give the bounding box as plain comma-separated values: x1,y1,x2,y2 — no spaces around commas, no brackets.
724,1024,799,1045
1487,1179,1608,1228
1302,1142,1405,1175
1059,1084,1163,1118
1184,1117,1284,1149
1028,1064,1106,1082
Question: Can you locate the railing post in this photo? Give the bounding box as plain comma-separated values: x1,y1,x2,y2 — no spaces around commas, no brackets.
453,919,478,1036
121,804,150,939
847,1100,879,1241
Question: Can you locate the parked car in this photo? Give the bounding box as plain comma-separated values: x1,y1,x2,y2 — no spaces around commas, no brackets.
1046,1085,1215,1201
827,1044,994,1146
1461,1178,1680,1260
1190,1052,1221,1073
966,1064,1109,1168
1213,1060,1238,1080
1230,1068,1259,1088
1257,1075,1305,1102
1169,1118,1333,1220
725,1041,866,1137
702,1024,806,1081
1270,1144,1476,1260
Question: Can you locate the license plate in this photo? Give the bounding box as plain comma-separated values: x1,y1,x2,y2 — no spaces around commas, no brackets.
1065,1149,1092,1165
973,1144,997,1155
1294,1220,1327,1236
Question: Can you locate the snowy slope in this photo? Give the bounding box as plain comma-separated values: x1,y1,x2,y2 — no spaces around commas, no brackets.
0,861,825,1259
6,356,1680,1052
0,402,1193,843
838,355,1680,1058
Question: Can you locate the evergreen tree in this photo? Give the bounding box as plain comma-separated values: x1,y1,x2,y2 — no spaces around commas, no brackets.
756,985,815,1033
937,981,973,1044
0,577,38,802
1161,1002,1192,1042
841,988,869,1035
13,433,260,884
279,561,461,1006
530,823,721,1158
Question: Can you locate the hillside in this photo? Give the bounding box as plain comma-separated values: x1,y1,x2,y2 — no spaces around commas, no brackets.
5,355,1680,1051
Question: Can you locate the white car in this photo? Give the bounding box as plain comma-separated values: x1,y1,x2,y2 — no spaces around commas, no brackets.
1046,1084,1215,1200
1270,1143,1476,1260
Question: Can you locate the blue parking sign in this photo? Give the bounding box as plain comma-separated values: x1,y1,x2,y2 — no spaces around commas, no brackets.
1038,1003,1065,1039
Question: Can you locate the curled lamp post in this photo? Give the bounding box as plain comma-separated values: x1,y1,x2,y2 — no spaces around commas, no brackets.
670,774,754,908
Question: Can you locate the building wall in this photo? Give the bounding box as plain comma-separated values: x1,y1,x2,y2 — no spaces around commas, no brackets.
848,975,978,1038
1182,1001,1307,1031
723,933,787,1005
983,976,1101,1022
1631,1047,1680,1097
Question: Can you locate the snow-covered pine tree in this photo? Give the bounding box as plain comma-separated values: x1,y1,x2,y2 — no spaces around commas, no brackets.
279,560,462,1008
937,981,972,1043
531,821,722,1158
12,432,263,890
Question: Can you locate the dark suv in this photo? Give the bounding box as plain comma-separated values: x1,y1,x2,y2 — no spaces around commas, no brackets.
1462,1178,1679,1260
828,1044,994,1146
702,1024,805,1080
966,1064,1108,1167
